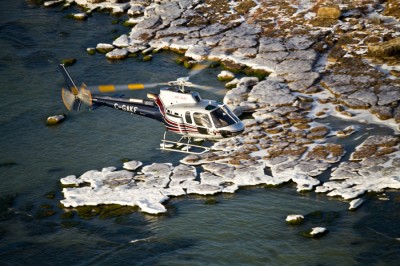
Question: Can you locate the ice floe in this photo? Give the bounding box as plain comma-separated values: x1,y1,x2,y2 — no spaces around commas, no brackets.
349,198,364,211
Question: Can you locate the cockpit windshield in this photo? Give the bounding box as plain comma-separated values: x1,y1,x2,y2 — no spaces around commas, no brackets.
210,107,236,128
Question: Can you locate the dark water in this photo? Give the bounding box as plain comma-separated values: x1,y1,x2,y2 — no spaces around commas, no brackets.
0,1,400,265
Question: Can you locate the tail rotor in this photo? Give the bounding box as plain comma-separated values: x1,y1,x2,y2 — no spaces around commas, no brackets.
59,64,92,111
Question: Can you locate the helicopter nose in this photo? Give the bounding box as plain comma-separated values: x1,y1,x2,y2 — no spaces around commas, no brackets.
219,122,245,137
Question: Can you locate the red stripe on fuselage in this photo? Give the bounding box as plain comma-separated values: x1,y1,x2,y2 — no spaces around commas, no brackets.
155,97,166,115
155,96,198,133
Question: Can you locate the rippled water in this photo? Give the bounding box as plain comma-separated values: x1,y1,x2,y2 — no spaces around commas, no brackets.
1,1,400,265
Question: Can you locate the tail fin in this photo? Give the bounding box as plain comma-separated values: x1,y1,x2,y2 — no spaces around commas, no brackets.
59,64,92,111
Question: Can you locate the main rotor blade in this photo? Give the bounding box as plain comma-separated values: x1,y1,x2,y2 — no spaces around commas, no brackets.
61,88,76,111
85,83,165,93
191,84,226,95
188,62,211,77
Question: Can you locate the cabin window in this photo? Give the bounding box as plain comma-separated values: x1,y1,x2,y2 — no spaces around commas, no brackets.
185,111,192,124
210,108,236,128
193,112,212,128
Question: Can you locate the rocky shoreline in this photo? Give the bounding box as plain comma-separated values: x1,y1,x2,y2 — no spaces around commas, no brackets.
47,0,400,214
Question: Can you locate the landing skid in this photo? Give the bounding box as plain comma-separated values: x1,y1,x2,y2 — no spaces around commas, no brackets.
160,132,210,155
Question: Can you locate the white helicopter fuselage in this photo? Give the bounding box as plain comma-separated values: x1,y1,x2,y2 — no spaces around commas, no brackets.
59,64,245,154
155,88,244,140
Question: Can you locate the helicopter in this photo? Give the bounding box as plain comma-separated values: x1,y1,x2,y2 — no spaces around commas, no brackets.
59,64,245,154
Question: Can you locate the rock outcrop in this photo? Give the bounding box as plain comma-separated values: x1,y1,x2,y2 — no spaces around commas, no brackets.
46,0,400,214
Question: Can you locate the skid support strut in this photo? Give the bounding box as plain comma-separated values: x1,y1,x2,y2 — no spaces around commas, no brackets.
160,131,210,155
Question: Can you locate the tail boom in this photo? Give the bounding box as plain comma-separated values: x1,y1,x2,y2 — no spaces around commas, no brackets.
91,95,163,122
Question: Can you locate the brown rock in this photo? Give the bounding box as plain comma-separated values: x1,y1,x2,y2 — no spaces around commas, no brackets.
326,143,345,157
307,145,328,160
327,46,347,63
390,70,400,77
321,76,357,97
282,145,307,157
384,0,400,20
294,123,311,130
202,152,220,162
242,144,259,153
182,155,201,164
307,126,330,140
297,96,314,102
352,145,377,160
286,112,311,124
311,18,339,28
365,135,399,147
295,138,314,145
298,102,313,111
336,126,357,138
393,106,400,123
266,147,282,158
228,158,242,166
266,127,283,134
376,147,398,156
340,111,353,117
221,60,245,73
335,105,345,112
370,106,393,120
275,117,289,125
340,98,370,109
317,6,341,19
368,37,400,58
306,143,344,162
318,98,333,104
260,120,277,129
289,130,307,138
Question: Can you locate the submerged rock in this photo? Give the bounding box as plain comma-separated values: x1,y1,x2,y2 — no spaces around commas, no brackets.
96,43,114,53
106,48,128,60
61,58,76,66
218,70,235,81
72,13,88,21
286,214,304,225
46,114,65,125
86,47,96,55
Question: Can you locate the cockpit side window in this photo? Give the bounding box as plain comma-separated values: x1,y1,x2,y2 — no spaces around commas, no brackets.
185,111,192,124
193,112,212,128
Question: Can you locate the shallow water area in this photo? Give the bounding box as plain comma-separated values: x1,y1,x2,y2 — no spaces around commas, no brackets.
1,1,400,265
